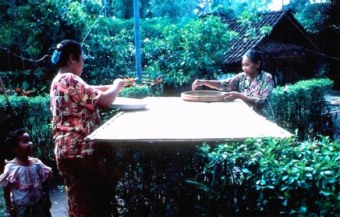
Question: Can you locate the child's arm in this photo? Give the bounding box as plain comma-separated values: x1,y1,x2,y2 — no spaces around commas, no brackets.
42,181,52,210
35,158,53,210
4,185,14,216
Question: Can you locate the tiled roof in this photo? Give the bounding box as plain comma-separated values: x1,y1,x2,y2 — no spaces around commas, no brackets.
257,40,312,57
221,10,317,64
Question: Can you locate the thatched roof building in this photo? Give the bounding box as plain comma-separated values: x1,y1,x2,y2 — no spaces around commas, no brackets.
220,10,324,85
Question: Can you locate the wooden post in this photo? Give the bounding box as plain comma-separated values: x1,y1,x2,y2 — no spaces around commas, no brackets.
134,0,142,81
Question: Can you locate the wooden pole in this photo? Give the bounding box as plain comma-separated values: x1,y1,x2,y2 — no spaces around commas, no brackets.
134,0,142,81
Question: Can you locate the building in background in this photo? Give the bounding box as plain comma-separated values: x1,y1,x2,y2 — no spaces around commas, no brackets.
220,9,332,86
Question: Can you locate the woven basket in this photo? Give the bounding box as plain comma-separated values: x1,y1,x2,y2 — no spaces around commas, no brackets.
181,90,225,102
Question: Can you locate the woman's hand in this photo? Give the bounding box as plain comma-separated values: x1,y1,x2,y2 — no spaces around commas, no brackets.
192,79,204,91
113,78,126,90
98,78,126,108
223,91,241,101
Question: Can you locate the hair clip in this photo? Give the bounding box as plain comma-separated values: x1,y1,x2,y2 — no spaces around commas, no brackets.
56,43,62,50
51,50,61,65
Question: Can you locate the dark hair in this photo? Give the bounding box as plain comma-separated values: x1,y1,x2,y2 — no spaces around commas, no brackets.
7,128,28,148
243,49,263,71
3,128,28,159
51,39,82,67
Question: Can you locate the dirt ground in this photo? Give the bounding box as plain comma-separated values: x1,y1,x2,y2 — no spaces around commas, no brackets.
49,177,68,217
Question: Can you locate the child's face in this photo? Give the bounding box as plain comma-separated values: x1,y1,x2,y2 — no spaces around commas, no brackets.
16,132,33,156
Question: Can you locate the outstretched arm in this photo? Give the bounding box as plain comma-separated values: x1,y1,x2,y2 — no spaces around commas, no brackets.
192,79,220,91
91,85,113,92
223,92,257,104
97,78,126,109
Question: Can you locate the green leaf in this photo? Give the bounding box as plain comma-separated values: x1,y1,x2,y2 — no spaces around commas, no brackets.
242,168,251,174
299,206,308,213
320,190,333,197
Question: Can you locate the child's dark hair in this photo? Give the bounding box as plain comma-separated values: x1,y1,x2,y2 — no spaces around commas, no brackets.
7,128,28,148
51,39,82,67
3,128,28,159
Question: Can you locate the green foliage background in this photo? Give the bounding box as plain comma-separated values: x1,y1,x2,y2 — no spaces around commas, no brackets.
0,0,337,89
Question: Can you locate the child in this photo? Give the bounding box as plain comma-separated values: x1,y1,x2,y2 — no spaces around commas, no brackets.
0,128,52,217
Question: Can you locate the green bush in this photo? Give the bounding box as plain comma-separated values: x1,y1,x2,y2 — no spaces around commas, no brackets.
0,189,5,216
271,78,334,140
1,16,236,94
0,95,53,162
0,69,52,96
143,16,237,88
188,137,339,216
119,85,152,99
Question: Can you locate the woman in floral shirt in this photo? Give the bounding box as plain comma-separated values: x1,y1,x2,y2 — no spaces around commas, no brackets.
192,49,274,119
50,40,125,217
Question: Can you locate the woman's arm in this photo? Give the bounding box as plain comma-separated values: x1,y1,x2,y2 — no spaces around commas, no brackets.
192,73,242,91
97,79,126,109
223,91,257,104
91,85,112,92
192,79,220,91
224,73,274,106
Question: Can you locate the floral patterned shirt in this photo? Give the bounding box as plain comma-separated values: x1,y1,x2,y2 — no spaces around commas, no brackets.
50,73,102,159
0,157,52,205
218,71,274,118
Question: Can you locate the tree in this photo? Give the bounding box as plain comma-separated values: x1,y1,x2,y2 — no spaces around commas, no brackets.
0,0,76,70
149,0,198,20
197,0,273,18
286,0,339,88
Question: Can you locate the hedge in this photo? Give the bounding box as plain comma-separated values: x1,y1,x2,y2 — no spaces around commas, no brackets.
188,137,339,216
0,69,52,96
271,78,334,140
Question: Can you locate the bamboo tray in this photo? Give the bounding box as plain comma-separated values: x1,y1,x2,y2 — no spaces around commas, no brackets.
181,90,225,102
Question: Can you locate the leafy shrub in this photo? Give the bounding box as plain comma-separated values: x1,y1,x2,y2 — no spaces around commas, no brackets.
188,137,339,216
82,16,237,91
0,189,5,216
2,15,237,95
0,69,52,96
143,16,237,88
271,78,334,140
0,95,53,162
113,144,204,217
119,85,151,99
